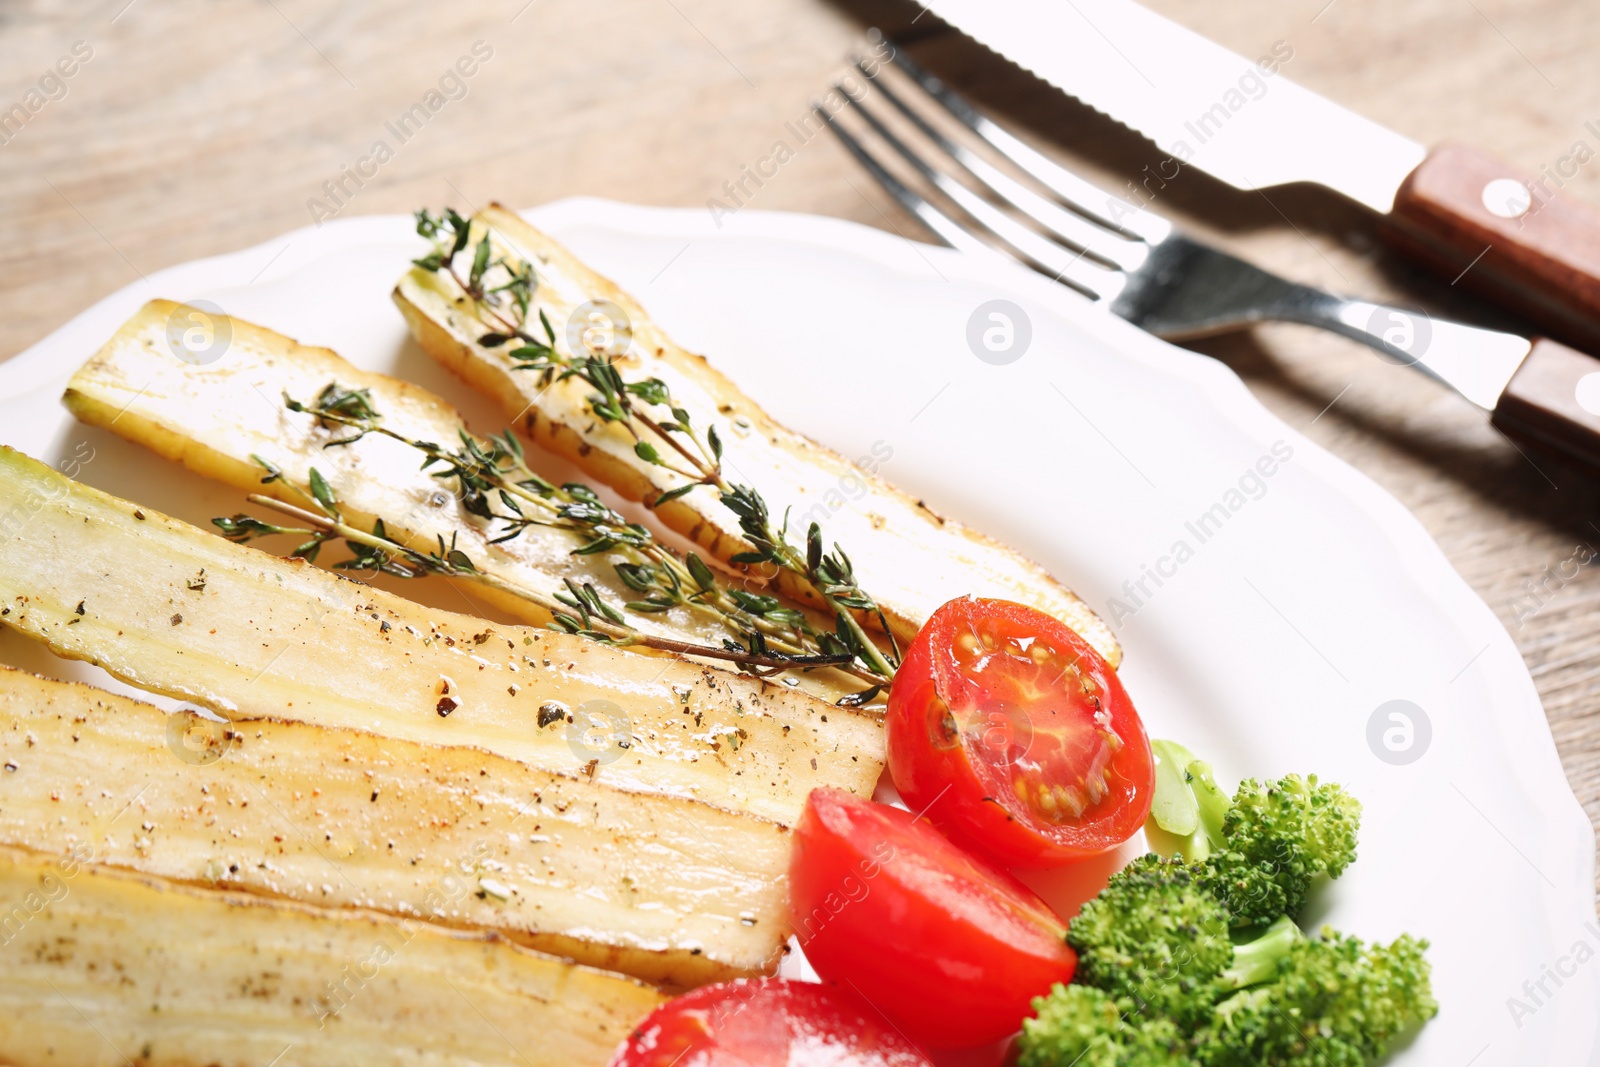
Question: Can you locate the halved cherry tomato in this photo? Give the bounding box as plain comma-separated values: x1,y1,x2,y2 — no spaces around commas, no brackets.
789,787,1077,1049
887,597,1153,868
607,977,931,1066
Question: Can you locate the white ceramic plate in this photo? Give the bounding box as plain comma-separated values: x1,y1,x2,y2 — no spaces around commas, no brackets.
0,199,1595,1066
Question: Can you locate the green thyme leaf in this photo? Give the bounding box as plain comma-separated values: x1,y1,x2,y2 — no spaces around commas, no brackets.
307,468,337,515
653,482,699,507
470,237,491,289
686,553,717,593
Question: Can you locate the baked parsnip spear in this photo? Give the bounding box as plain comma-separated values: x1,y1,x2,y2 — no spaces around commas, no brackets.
0,447,883,824
0,667,791,987
393,204,1119,668
0,843,662,1066
64,300,873,703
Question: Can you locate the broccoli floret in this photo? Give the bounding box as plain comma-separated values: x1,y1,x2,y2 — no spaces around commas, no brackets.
1067,858,1310,1029
1023,922,1428,1067
1194,930,1437,1067
1232,776,1362,879
1048,754,1428,1067
1203,775,1361,927
1066,854,1234,1027
1018,984,1190,1067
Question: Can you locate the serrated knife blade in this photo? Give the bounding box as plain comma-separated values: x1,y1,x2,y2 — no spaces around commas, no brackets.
922,0,1424,213
918,0,1600,348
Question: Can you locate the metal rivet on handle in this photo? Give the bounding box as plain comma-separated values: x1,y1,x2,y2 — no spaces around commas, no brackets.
1481,178,1532,219
1574,372,1600,416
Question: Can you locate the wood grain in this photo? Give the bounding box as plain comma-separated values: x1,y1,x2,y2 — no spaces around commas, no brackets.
0,0,1598,892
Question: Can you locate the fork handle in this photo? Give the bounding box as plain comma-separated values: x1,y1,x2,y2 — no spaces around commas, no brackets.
1386,144,1600,348
1284,288,1600,473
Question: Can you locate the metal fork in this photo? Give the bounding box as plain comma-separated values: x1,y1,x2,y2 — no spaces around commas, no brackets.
821,38,1528,410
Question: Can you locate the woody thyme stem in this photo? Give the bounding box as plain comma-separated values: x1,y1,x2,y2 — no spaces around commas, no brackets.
242,494,857,676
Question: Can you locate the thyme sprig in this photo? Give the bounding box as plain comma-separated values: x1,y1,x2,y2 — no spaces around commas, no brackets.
412,207,900,681
219,381,889,692
217,482,858,679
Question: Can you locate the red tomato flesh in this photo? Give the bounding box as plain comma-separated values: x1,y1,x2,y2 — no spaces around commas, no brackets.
789,788,1077,1049
608,976,932,1067
887,597,1154,868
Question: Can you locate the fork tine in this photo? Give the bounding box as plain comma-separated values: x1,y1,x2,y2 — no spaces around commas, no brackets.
815,104,997,258
854,56,1149,272
877,34,1170,245
838,89,1122,302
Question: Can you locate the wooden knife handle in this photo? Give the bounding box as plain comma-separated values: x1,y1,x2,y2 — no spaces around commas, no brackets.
1386,144,1600,348
1490,337,1600,470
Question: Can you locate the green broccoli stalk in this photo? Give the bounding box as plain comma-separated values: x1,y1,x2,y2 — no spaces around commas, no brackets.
1193,761,1231,846
1196,930,1438,1067
1144,741,1230,862
1217,915,1301,989
1018,984,1189,1067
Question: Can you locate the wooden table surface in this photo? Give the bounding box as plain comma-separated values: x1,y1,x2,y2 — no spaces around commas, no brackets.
2,0,1598,885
